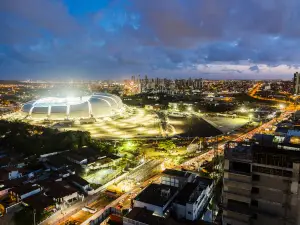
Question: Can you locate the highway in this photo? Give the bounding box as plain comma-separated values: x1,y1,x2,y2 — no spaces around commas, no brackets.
248,82,296,110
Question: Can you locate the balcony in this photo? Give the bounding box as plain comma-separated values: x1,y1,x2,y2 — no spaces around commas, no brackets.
224,170,252,183
224,178,252,190
223,201,252,225
223,190,251,203
223,214,250,225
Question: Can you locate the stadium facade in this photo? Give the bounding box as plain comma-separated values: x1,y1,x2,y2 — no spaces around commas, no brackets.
21,93,123,119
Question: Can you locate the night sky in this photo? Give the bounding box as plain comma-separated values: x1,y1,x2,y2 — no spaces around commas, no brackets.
0,0,299,80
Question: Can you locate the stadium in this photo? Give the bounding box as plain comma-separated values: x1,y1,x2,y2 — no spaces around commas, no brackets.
21,93,124,119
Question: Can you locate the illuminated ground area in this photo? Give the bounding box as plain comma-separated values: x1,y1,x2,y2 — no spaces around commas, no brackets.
83,168,119,185
3,108,248,139
63,108,162,139
202,116,249,133
4,108,164,139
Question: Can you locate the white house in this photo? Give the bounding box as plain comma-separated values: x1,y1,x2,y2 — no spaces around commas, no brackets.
172,177,213,221
133,183,178,217
10,184,42,202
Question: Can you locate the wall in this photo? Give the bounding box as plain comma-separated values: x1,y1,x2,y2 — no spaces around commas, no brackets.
134,200,164,216
9,171,21,180
63,192,78,203
173,203,186,220
0,188,10,197
20,188,41,200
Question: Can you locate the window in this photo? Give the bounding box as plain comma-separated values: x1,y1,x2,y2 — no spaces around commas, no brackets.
251,187,259,194
252,165,292,177
251,200,258,207
252,174,260,181
230,161,251,173
188,211,192,215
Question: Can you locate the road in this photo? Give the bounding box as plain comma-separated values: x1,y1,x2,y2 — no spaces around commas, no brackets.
80,174,161,225
248,82,297,111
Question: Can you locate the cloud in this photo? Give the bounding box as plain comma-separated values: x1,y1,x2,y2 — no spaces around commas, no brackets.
0,0,80,44
249,65,260,72
0,0,300,79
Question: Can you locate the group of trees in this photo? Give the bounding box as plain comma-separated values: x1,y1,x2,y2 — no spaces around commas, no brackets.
13,207,51,225
0,120,92,156
157,140,176,151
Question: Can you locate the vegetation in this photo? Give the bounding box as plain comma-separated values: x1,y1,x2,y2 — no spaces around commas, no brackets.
0,120,112,156
13,208,51,225
157,140,176,150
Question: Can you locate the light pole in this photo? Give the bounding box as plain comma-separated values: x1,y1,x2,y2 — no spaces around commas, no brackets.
33,209,36,225
248,114,253,122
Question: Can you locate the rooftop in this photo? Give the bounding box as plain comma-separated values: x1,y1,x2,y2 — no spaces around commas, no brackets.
125,207,164,224
196,177,213,188
174,183,200,205
67,175,89,187
162,169,189,178
134,183,178,207
65,152,87,162
23,193,55,211
126,207,215,225
47,155,71,169
226,138,300,165
11,183,41,196
275,127,289,134
45,181,77,198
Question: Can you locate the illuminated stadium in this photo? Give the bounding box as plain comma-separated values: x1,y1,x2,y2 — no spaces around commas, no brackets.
21,93,124,119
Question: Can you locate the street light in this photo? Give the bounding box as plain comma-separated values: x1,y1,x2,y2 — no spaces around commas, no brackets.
248,114,253,121
279,104,285,110
240,107,246,113
85,168,90,176
187,106,192,112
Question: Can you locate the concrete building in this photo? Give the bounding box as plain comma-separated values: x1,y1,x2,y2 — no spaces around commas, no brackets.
10,184,42,202
161,169,193,188
43,181,79,204
173,177,213,221
133,183,179,217
0,167,23,181
294,72,300,95
123,207,213,225
222,139,300,225
132,169,213,222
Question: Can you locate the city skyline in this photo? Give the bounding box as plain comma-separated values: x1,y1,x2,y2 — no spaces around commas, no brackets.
1,0,300,80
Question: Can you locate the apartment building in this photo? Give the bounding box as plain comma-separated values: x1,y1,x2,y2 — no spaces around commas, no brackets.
222,139,300,225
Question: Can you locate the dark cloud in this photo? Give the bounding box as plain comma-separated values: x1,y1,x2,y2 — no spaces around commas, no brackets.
249,65,260,72
0,0,80,45
0,0,300,79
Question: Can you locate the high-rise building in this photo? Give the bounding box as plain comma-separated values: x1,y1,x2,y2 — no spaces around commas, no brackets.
293,72,300,95
222,137,300,225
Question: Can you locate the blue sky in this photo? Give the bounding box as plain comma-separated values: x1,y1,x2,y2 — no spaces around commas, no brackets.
0,0,300,80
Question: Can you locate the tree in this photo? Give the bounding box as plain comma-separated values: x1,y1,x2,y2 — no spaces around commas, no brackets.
178,103,186,112
13,207,50,225
158,140,176,150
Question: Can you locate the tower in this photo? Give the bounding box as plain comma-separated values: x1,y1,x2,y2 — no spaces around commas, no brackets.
293,72,300,95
